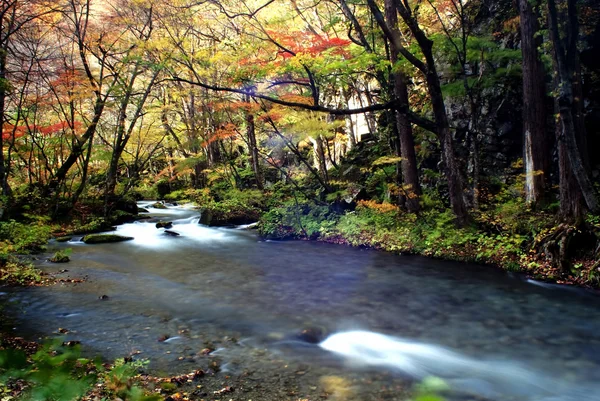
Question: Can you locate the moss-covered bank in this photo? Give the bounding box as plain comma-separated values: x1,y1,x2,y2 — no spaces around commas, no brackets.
257,199,600,288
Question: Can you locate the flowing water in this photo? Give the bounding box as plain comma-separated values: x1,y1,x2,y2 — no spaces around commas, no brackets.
2,202,600,401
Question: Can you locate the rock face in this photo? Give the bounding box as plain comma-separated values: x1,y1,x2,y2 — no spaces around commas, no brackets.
82,234,134,244
156,221,173,229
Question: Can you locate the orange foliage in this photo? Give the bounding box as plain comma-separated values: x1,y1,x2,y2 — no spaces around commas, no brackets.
204,123,239,146
2,121,82,141
278,94,314,106
265,30,351,59
258,111,283,122
357,200,400,214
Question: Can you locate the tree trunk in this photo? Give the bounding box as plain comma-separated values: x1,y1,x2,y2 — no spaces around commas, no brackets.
246,113,263,189
518,0,549,206
312,135,329,186
385,0,421,212
368,0,469,225
0,49,9,197
425,54,469,226
548,0,599,213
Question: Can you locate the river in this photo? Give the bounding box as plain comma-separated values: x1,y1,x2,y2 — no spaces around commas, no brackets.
2,202,600,401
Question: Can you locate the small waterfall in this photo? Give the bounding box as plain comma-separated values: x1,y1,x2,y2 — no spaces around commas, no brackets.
110,204,236,248
319,330,600,401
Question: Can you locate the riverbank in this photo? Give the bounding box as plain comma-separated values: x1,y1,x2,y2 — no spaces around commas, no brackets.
254,199,600,289
149,181,600,289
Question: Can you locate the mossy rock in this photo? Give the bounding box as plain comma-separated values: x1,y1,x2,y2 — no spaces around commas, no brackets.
69,222,117,235
109,210,137,225
138,207,150,213
151,202,167,209
55,236,73,242
49,255,70,263
199,206,260,227
155,221,173,229
82,234,134,244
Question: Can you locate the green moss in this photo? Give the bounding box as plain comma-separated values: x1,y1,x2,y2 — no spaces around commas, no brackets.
82,234,134,244
55,236,73,242
50,248,72,263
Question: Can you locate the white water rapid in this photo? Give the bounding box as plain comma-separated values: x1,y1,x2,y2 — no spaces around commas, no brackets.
319,330,600,401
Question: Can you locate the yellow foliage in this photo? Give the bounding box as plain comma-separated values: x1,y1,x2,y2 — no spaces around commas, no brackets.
357,200,400,213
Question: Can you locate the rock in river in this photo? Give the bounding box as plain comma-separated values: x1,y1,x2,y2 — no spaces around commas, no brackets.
156,221,173,229
82,234,134,244
164,230,180,237
55,236,73,242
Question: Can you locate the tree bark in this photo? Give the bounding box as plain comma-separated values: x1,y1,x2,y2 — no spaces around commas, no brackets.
518,0,549,206
368,0,469,225
384,0,421,212
548,0,599,213
246,113,263,189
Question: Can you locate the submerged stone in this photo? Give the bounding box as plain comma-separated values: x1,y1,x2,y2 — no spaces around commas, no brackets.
156,221,173,229
82,234,134,244
164,230,180,237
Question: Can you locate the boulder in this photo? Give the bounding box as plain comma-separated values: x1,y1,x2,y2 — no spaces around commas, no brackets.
151,202,167,209
156,221,173,229
49,253,70,263
82,234,134,244
55,236,73,242
295,327,326,344
199,207,261,227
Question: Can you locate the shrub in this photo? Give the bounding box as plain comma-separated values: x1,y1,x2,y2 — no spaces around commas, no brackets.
0,259,43,286
0,220,52,254
0,340,160,401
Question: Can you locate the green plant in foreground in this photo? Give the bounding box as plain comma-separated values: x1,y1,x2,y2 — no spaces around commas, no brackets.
0,340,97,401
0,340,160,401
412,376,449,401
0,259,43,286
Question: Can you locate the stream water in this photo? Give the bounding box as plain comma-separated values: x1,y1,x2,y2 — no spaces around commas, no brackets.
2,202,600,401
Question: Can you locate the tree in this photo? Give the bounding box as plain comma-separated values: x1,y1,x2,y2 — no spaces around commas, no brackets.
46,0,119,205
384,0,421,212
518,0,549,206
366,0,469,224
548,0,599,216
100,0,165,212
0,0,55,197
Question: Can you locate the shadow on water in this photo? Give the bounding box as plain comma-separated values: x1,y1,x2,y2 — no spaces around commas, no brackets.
2,202,600,400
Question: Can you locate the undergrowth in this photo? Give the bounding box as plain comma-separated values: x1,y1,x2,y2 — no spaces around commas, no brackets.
0,339,160,401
